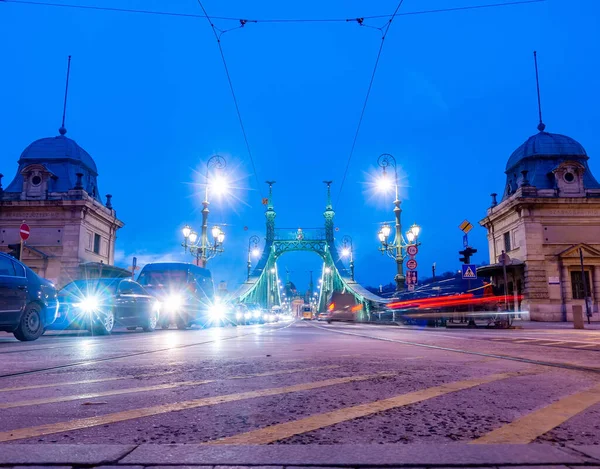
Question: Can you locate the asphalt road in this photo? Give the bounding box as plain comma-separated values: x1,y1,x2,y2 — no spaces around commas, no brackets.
1,319,600,449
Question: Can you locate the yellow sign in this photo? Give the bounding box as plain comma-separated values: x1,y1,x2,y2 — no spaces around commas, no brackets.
459,219,473,234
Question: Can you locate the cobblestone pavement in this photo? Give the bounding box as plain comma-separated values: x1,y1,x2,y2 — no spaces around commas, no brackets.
1,320,600,466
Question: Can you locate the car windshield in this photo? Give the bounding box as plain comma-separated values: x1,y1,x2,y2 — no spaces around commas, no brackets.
138,270,188,287
61,279,119,297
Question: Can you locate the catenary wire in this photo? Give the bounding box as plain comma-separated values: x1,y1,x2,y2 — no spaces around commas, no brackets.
335,0,406,207
1,0,545,23
194,0,264,198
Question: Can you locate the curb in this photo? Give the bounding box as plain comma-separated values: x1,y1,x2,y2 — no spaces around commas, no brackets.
0,444,599,467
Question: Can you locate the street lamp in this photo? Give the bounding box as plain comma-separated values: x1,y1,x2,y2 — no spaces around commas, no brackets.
181,224,225,267
341,235,355,281
192,155,228,267
247,235,260,281
376,153,421,291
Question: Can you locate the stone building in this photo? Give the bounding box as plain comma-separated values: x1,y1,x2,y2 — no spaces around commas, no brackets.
0,127,126,287
479,122,600,321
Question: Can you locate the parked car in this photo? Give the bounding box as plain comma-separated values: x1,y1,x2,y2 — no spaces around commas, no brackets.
137,262,215,329
0,252,59,341
317,312,329,321
49,278,160,334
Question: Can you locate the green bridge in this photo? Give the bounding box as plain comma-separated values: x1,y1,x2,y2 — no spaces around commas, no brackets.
230,181,388,316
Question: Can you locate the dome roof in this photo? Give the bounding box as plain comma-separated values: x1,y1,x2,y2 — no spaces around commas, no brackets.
19,133,98,174
506,130,587,172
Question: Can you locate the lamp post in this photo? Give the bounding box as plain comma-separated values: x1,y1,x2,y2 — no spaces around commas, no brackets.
376,153,421,291
181,155,228,267
182,224,224,267
247,235,260,281
341,235,354,281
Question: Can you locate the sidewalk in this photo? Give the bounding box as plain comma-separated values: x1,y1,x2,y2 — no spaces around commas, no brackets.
1,444,600,468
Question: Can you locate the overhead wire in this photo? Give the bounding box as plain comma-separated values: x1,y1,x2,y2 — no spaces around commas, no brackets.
335,0,406,207
194,0,264,198
1,0,545,23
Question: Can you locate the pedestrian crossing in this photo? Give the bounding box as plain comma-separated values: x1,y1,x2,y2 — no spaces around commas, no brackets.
0,360,598,446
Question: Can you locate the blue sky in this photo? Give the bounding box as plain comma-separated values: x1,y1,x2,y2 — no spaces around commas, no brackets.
1,0,599,292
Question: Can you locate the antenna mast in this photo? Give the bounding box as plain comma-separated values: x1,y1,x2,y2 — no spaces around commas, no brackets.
60,55,72,136
533,51,545,132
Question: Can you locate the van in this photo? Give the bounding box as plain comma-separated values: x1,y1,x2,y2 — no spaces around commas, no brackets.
137,262,215,329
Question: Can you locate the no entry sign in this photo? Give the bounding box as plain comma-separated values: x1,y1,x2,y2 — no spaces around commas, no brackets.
20,223,30,241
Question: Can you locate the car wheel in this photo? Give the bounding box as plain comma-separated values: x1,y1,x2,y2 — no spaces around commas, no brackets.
143,311,158,332
13,303,44,342
93,309,115,335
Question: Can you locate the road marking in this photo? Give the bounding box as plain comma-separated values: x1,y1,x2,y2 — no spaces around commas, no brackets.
0,366,339,409
0,371,178,393
0,372,391,442
472,382,600,444
573,343,599,349
207,371,526,445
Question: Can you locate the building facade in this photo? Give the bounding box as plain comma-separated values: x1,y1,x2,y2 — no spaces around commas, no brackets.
479,124,600,322
0,127,125,287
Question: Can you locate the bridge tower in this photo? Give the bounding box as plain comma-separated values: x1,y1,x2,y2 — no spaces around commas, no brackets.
323,181,335,244
265,181,276,243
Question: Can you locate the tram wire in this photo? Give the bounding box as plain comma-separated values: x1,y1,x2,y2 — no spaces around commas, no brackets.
1,0,546,24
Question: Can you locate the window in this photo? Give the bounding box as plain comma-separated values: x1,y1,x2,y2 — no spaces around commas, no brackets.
12,261,26,277
31,175,42,186
0,256,16,276
503,232,511,252
571,271,592,299
93,234,101,254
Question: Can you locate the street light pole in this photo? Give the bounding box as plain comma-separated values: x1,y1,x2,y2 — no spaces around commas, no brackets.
341,235,354,281
199,155,227,268
248,235,260,281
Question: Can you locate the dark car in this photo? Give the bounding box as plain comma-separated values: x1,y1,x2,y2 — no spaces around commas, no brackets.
0,252,59,341
49,278,160,334
137,262,217,329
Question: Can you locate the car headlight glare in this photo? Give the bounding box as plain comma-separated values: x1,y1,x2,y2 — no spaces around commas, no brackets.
165,295,183,311
210,303,226,320
244,312,251,319
253,311,260,319
74,296,99,313
235,312,243,320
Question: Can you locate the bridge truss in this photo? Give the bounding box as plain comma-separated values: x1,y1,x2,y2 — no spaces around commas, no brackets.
231,182,387,317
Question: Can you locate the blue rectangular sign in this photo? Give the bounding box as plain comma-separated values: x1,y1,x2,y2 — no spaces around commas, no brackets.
461,264,477,280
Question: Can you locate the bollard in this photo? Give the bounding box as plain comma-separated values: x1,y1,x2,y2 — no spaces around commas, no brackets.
573,305,584,329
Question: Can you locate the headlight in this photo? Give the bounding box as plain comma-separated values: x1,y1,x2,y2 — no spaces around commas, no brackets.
269,314,275,322
253,311,260,319
244,312,251,319
153,301,161,313
210,303,226,320
165,294,183,311
74,296,99,313
236,312,243,320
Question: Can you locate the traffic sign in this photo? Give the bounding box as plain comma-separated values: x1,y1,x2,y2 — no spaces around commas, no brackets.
463,234,468,248
461,264,477,279
459,219,473,234
406,245,418,257
406,259,418,270
406,270,418,285
19,223,30,241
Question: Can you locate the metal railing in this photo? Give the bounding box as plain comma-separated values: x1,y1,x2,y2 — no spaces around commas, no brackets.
274,228,326,241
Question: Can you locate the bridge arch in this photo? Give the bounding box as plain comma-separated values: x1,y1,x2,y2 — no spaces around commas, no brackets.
231,181,387,316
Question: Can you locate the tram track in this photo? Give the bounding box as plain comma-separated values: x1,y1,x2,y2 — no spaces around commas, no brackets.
311,322,600,374
0,322,293,380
